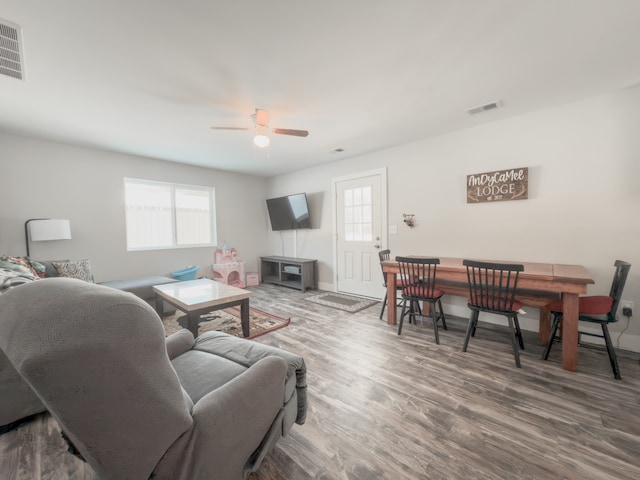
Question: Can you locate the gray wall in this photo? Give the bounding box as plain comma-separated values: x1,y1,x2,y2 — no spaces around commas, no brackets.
267,86,640,351
0,133,269,281
3,85,640,351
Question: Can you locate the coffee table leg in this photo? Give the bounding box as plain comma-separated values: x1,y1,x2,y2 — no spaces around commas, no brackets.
185,312,200,338
155,295,164,316
240,298,250,337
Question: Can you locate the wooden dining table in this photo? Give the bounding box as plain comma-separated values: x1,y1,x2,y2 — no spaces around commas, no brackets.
381,257,594,372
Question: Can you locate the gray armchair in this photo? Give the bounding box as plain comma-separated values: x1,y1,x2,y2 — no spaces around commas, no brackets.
0,278,307,479
0,348,46,433
0,268,46,433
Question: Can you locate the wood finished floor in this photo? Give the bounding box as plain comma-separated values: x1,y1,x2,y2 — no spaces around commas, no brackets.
1,283,639,480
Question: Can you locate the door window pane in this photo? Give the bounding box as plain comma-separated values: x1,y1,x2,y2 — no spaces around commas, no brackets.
343,186,373,243
344,190,353,206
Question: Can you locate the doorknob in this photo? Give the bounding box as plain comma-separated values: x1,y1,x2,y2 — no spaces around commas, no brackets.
374,244,380,249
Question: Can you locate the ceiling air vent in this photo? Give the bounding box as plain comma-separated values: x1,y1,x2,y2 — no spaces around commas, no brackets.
466,100,502,116
0,19,24,80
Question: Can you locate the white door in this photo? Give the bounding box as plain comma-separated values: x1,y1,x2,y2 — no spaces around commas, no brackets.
335,171,385,298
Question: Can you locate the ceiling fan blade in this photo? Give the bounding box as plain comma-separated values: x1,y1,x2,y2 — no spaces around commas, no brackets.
210,126,250,131
272,128,309,137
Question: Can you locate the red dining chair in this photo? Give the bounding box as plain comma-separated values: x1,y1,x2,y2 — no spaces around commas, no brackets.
462,260,525,367
378,249,403,320
396,256,447,344
542,260,631,380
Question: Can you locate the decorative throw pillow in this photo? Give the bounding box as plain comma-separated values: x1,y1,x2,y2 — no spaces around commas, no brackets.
29,260,46,278
0,255,40,277
52,259,95,283
0,268,39,294
36,259,70,278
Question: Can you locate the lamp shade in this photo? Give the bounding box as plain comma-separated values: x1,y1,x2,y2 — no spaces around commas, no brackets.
28,219,72,241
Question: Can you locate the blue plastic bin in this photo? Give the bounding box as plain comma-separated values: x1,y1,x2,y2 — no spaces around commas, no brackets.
171,265,200,281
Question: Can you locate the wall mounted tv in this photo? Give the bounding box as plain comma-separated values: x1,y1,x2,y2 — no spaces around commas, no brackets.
266,193,311,231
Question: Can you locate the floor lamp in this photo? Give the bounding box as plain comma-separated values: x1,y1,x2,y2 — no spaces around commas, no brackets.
24,218,72,257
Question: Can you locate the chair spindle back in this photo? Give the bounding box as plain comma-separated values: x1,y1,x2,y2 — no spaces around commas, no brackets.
395,256,440,298
379,249,391,287
463,259,524,313
609,260,632,318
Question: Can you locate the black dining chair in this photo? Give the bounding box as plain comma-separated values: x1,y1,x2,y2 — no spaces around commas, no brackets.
542,260,631,379
462,259,525,367
378,249,403,320
396,256,447,344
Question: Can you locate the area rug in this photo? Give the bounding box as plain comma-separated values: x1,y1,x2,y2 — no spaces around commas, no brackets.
162,307,290,339
304,291,378,313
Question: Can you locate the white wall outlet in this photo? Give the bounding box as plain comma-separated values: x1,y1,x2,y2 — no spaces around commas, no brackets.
621,300,634,311
389,225,398,234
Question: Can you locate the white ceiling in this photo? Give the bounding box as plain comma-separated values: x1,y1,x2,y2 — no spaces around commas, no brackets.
2,0,640,177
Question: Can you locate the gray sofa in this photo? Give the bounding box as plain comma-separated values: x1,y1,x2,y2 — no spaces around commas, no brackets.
0,279,307,479
38,259,179,315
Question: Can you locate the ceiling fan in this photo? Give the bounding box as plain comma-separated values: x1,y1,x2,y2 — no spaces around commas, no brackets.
210,108,309,148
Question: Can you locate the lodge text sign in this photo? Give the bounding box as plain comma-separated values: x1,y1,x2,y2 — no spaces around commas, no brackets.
467,167,528,203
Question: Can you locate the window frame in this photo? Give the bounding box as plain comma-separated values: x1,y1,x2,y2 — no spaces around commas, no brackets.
124,177,217,251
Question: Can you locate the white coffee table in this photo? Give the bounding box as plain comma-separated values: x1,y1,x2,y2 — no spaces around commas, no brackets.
153,278,251,338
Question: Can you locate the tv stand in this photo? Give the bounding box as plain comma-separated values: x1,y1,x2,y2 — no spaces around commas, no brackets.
260,256,317,293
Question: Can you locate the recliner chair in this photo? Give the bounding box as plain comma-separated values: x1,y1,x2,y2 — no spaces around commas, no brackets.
0,348,46,434
0,268,46,434
0,278,307,480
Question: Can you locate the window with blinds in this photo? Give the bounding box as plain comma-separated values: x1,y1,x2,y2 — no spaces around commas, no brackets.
124,178,216,250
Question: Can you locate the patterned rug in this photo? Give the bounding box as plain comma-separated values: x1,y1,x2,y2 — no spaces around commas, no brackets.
162,306,290,339
304,291,379,313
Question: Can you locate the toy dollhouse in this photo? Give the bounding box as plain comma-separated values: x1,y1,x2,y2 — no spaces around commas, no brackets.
212,243,245,287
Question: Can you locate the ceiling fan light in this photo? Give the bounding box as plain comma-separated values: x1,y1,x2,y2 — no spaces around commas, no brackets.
253,134,270,148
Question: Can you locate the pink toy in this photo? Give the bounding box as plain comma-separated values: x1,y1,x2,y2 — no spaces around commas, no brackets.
215,245,238,264
212,243,245,287
246,272,260,286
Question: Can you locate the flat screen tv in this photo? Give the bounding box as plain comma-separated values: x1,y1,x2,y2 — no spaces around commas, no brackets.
266,193,311,231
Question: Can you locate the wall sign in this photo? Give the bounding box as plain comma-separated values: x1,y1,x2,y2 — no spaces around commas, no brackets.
467,167,528,203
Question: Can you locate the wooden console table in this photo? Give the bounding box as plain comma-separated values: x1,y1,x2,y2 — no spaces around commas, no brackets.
381,257,593,373
260,256,317,293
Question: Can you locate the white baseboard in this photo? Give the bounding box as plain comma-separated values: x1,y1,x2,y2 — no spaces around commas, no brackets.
442,303,640,354
302,293,640,354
